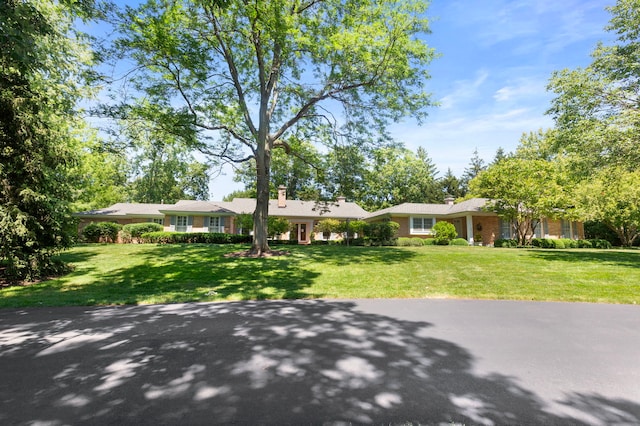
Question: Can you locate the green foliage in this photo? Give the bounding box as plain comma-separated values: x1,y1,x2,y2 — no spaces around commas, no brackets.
574,167,640,247
82,222,122,243
363,221,400,246
124,123,210,204
398,237,425,247
315,219,341,237
590,239,613,249
110,0,437,253
433,221,457,245
139,232,252,244
494,239,518,248
423,238,437,246
577,240,593,249
469,156,571,246
451,238,470,246
360,146,441,210
0,0,93,281
546,1,640,249
121,222,164,241
268,217,290,239
584,220,621,246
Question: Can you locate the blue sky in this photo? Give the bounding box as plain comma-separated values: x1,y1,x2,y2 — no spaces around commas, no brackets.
391,0,615,177
214,0,616,199
91,1,617,199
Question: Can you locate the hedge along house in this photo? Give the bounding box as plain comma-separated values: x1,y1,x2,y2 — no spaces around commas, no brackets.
74,187,368,245
364,197,585,245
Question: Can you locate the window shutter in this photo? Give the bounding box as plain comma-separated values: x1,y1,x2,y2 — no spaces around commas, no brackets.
204,216,210,229
187,216,193,232
170,216,176,231
220,217,225,230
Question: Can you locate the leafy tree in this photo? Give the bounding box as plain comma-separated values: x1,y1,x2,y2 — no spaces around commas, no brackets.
315,219,341,240
322,145,369,203
110,0,437,255
127,140,209,203
361,146,440,210
546,1,640,245
233,137,323,201
469,158,571,246
71,131,130,211
267,217,290,240
223,189,256,202
0,0,94,281
547,0,640,174
575,167,640,247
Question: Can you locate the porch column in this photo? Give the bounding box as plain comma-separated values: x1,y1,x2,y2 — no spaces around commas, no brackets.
466,214,474,245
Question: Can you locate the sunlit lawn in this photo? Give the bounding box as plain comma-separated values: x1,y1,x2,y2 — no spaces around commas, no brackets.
1,243,639,307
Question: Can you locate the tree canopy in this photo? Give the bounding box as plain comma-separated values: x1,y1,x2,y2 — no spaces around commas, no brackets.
109,0,437,254
547,0,640,245
0,0,95,280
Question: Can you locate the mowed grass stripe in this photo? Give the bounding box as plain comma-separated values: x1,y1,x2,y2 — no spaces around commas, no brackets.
0,243,638,307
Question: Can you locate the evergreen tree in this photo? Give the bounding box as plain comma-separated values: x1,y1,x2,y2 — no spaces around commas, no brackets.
0,0,94,281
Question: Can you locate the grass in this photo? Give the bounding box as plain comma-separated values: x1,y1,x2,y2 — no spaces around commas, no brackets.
0,243,639,308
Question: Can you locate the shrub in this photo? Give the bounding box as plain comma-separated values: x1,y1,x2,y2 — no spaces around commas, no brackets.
410,237,425,246
82,222,122,243
451,238,469,246
577,239,593,248
398,237,425,247
121,223,164,242
398,237,412,247
423,238,436,246
551,239,566,249
139,232,252,244
590,239,612,249
494,239,517,248
433,221,457,245
363,221,399,246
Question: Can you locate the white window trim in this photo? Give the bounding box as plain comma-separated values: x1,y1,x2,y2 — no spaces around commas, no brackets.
176,216,188,233
208,217,224,233
410,216,435,235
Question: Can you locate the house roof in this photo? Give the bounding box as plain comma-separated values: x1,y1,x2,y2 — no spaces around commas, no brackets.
225,198,369,219
364,198,491,220
75,198,369,220
74,203,165,218
158,200,236,215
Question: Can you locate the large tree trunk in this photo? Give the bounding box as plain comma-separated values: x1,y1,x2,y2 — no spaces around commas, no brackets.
250,139,271,255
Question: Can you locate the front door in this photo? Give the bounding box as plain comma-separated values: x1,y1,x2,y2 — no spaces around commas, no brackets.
452,219,464,239
299,223,307,242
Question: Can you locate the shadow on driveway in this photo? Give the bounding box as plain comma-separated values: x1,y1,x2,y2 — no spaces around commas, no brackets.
1,300,638,424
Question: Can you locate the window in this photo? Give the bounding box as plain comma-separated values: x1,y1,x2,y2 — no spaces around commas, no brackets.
176,216,188,232
499,219,513,239
149,218,163,225
207,216,225,233
410,216,434,234
561,220,571,238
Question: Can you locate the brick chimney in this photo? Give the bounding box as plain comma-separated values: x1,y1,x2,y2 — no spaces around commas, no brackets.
336,196,346,203
277,185,287,208
444,196,455,205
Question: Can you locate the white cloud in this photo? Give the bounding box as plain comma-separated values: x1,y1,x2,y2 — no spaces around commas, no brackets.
493,78,546,102
440,69,490,109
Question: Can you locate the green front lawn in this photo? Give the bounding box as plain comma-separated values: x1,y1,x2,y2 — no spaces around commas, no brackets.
1,244,639,307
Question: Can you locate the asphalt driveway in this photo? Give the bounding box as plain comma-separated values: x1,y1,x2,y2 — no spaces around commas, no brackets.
1,299,639,425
